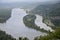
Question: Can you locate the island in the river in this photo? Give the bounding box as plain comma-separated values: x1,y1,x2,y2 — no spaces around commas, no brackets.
23,14,51,33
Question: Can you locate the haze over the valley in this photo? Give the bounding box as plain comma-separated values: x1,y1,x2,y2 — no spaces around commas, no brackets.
0,0,60,3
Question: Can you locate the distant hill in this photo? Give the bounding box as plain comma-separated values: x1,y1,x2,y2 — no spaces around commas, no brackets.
0,30,16,40
30,2,60,16
0,2,40,9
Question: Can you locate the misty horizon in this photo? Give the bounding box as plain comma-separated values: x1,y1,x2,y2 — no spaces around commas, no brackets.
0,0,60,3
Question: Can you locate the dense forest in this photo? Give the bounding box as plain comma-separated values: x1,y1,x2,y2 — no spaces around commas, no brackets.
0,30,29,40
0,30,16,40
34,27,60,40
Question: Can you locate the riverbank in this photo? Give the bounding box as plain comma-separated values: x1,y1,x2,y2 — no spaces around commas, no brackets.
0,30,16,40
42,17,57,29
23,14,53,33
0,8,11,23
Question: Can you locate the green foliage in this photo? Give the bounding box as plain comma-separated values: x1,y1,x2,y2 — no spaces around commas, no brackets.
19,37,29,40
23,37,29,40
19,37,23,40
34,27,60,40
0,30,16,40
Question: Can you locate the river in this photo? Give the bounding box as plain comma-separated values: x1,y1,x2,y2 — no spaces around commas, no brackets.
0,8,53,40
35,15,53,31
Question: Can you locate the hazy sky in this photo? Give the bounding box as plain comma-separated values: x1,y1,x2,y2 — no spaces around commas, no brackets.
0,0,60,3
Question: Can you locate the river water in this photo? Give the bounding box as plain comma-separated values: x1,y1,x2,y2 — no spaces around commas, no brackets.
35,15,53,31
0,8,53,40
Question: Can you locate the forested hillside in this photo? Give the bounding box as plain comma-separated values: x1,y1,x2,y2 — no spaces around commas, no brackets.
0,30,16,40
0,8,11,23
34,27,60,40
30,2,60,16
30,2,60,29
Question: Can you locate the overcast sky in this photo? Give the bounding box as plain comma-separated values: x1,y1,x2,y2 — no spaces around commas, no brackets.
0,0,60,3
